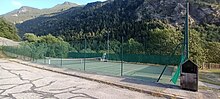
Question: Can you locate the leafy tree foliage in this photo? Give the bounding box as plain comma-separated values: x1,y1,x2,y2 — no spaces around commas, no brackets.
22,33,70,58
14,0,220,64
194,24,220,42
205,42,220,63
0,18,20,41
124,38,143,54
189,29,206,65
23,33,39,42
147,28,182,55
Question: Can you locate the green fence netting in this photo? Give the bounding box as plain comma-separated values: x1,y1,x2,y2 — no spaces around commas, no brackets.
2,36,182,84
68,52,180,65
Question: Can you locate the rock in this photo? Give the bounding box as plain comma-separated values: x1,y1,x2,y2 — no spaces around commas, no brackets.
136,0,220,26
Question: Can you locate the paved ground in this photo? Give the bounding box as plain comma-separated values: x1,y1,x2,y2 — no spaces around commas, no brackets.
2,59,220,99
0,59,163,99
199,81,220,90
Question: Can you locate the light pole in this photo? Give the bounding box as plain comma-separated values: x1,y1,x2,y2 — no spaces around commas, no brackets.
107,31,110,60
157,1,190,83
121,35,124,76
185,0,189,59
84,34,86,71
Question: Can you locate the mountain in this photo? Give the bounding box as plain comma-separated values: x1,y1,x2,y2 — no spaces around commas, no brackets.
16,0,220,42
1,6,40,24
9,0,220,64
51,1,78,10
1,2,79,24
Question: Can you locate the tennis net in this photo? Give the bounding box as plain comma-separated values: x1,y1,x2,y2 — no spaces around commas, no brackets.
45,57,101,66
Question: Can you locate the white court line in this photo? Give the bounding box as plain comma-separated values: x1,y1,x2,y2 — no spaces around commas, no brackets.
119,66,147,75
86,63,120,70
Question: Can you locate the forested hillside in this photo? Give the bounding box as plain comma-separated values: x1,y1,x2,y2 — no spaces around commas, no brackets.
14,0,220,64
0,18,20,41
16,0,220,41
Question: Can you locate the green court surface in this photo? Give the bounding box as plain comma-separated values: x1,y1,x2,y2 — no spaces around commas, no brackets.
34,58,176,84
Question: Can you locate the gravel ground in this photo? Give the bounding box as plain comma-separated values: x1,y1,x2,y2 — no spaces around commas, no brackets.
0,59,164,99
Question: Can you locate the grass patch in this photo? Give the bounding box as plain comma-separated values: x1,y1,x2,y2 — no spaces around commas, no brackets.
199,69,220,86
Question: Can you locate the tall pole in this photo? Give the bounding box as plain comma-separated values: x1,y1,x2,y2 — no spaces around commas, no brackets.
185,1,189,60
61,44,63,67
107,31,110,60
44,48,46,64
121,36,124,76
84,34,86,71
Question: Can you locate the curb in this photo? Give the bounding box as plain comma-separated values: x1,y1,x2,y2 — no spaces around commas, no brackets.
9,59,185,99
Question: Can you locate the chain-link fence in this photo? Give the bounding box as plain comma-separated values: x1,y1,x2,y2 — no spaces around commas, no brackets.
2,35,182,84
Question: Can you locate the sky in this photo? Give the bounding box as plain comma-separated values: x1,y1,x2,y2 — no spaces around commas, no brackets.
0,0,106,15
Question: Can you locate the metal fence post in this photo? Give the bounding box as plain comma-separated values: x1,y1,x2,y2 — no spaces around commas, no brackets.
44,43,47,64
84,34,86,71
121,36,124,76
61,44,63,67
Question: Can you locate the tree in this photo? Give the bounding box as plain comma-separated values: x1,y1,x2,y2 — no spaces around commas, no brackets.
124,38,143,54
39,34,70,57
39,34,61,43
22,34,72,58
194,24,220,42
189,29,206,65
205,42,220,63
0,18,20,41
109,40,120,54
147,28,182,55
23,33,39,42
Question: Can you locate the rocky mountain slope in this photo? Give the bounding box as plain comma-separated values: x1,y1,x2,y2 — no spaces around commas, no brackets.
1,2,79,24
15,0,220,39
136,0,220,25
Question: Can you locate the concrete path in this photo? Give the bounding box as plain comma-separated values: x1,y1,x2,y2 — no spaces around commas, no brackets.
199,81,220,90
2,59,220,99
0,59,163,99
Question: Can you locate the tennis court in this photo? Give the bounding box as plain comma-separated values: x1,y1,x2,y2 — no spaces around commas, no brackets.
34,57,176,84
